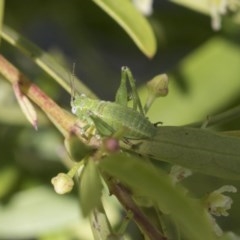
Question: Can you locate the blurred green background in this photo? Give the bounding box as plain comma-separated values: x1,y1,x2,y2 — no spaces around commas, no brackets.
0,0,240,239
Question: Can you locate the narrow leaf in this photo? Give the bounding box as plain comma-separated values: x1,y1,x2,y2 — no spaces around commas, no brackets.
1,25,96,98
125,126,240,180
0,0,4,44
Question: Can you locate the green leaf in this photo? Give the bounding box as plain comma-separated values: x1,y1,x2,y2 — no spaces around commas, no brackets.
64,133,94,161
145,37,240,125
1,25,96,98
0,0,4,44
0,187,89,239
0,166,20,199
89,203,113,240
80,159,103,216
100,153,217,240
124,126,240,180
93,0,157,58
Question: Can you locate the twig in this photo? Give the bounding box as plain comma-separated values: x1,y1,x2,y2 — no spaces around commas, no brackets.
107,180,166,240
185,105,240,128
0,54,81,138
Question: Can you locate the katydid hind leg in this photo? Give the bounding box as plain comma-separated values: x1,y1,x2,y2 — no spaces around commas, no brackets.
116,67,144,115
124,67,144,115
115,67,128,107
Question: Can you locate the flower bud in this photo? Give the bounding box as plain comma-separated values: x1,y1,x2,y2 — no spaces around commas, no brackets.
144,74,169,113
51,173,74,194
147,74,169,98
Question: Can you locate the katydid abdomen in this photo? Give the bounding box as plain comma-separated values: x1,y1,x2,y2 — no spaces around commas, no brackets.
72,94,156,139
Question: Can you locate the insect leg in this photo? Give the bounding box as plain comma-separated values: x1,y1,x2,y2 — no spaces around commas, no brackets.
115,67,128,107
88,111,129,139
123,67,144,115
88,111,116,136
115,67,144,115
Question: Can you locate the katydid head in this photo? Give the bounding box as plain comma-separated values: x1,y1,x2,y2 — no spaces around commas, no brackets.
69,64,93,116
71,94,86,114
71,94,97,116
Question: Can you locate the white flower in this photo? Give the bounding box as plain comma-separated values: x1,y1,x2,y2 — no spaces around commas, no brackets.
132,0,154,16
209,0,240,30
209,0,228,30
206,185,237,217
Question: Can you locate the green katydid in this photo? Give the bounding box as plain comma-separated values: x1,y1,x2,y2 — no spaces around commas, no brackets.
71,67,155,139
71,66,240,180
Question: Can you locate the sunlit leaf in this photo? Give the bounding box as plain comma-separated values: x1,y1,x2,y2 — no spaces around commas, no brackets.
93,0,157,58
0,187,90,239
145,37,240,125
0,0,4,44
0,166,20,199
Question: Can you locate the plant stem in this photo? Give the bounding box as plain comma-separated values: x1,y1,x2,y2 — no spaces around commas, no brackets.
107,179,166,240
1,25,97,98
185,104,240,128
0,54,82,138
